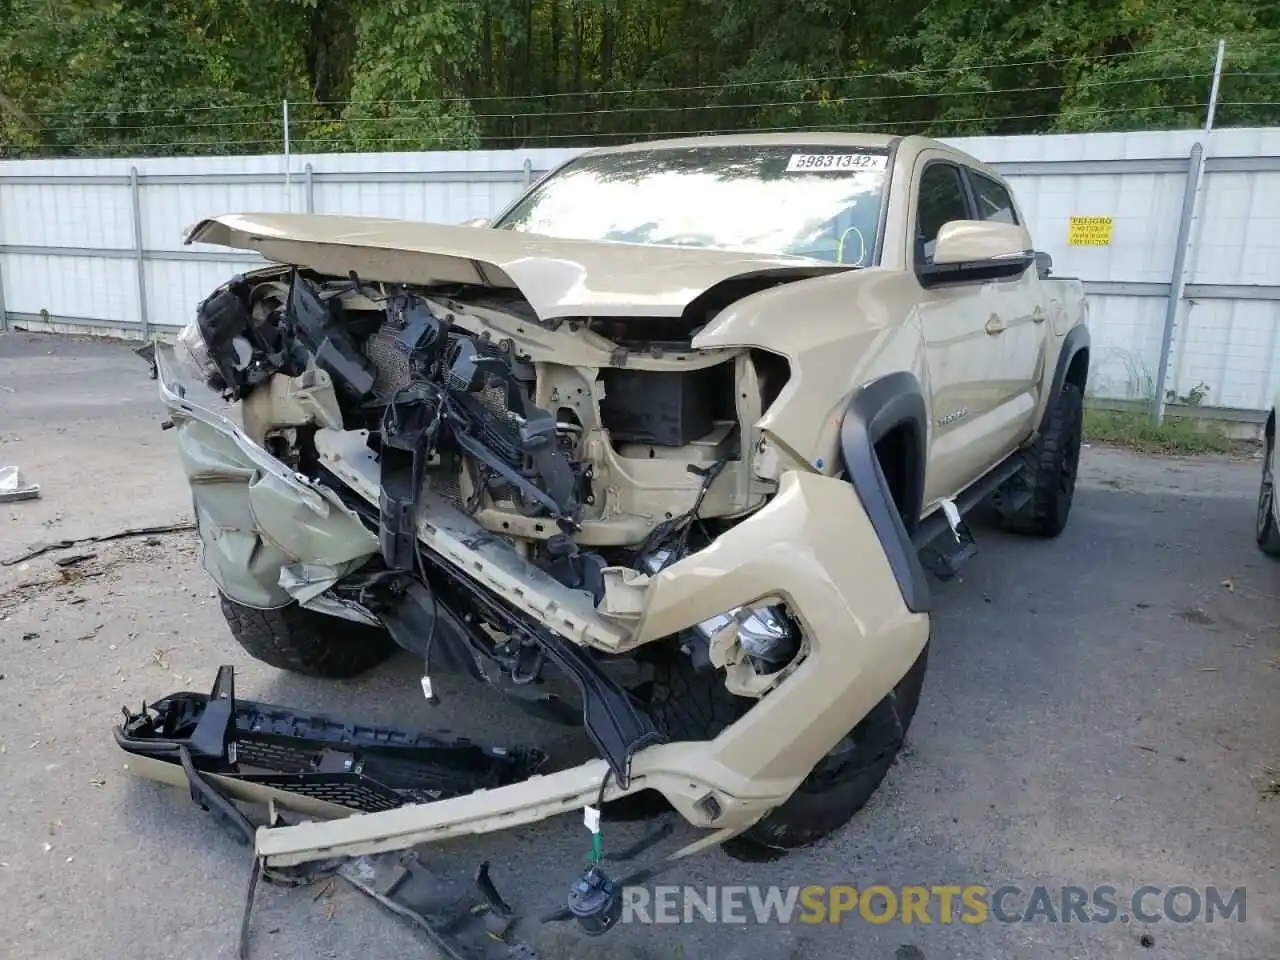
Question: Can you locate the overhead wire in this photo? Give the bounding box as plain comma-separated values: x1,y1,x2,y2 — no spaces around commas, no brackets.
11,40,1241,124
8,41,1272,156
28,71,1217,137
12,100,1213,156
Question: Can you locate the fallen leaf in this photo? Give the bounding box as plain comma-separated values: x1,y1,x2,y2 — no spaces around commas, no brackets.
324,902,337,921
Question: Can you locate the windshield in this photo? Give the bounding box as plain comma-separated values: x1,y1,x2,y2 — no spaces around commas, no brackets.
492,145,889,266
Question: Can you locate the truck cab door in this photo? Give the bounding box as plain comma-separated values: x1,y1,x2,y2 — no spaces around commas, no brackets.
912,158,1011,506
960,166,1046,437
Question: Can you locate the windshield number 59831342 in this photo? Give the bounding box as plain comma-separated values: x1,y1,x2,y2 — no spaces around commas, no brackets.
785,153,888,172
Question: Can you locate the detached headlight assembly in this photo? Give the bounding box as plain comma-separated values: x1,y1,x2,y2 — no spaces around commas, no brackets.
172,316,217,384
642,549,799,675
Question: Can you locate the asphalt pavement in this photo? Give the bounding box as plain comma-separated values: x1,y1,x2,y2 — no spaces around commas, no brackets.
1,331,1276,960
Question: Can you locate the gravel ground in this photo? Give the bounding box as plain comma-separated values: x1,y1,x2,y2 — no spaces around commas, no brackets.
1,331,1277,960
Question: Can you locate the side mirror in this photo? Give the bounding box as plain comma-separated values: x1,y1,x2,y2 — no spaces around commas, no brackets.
919,220,1035,287
457,217,489,228
933,220,1028,262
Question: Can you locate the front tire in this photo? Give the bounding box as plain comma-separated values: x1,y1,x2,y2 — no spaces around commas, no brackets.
646,640,929,860
219,595,396,678
1005,381,1084,538
1256,425,1280,557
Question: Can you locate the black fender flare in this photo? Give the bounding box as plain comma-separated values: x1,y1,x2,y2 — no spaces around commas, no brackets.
839,373,930,614
1038,324,1091,435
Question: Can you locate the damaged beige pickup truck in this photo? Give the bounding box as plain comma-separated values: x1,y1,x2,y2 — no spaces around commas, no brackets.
153,132,1090,867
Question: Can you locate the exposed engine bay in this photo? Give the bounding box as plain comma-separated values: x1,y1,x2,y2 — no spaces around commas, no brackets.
175,265,802,781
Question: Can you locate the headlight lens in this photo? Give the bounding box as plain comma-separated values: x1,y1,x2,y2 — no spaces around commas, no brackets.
642,548,798,669
173,317,215,383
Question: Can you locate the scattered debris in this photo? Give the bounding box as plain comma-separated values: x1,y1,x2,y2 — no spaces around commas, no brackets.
0,465,40,503
1178,607,1214,626
90,776,106,789
54,552,96,568
1199,667,1220,672
1,521,196,567
117,667,550,960
150,648,170,670
1140,933,1155,948
21,631,39,641
1221,578,1234,592
1132,744,1158,754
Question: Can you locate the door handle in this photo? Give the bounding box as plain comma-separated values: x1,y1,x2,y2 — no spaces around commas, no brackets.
985,314,1006,335
1032,306,1047,323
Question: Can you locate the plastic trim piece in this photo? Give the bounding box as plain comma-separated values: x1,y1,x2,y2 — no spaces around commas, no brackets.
1040,324,1092,435
839,373,931,614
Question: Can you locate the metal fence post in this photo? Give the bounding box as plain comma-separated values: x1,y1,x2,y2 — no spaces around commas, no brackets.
0,178,7,332
304,162,315,213
129,166,150,340
0,225,7,333
282,99,292,210
522,158,533,188
1205,39,1226,132
1151,142,1205,424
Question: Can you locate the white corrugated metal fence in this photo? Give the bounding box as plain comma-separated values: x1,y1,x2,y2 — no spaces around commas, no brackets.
0,129,1277,414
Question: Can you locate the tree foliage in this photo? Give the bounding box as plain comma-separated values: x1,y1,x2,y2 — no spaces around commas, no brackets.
0,0,1276,156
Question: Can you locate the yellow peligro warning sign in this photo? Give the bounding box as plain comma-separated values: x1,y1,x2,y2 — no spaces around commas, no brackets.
1067,216,1113,246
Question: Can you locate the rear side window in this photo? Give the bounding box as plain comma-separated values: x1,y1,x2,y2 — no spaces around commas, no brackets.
968,171,1018,224
916,163,970,262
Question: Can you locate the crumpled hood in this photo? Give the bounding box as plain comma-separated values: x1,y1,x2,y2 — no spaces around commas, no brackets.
186,213,851,322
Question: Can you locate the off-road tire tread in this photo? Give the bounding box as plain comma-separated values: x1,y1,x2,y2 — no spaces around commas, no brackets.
219,595,396,678
648,641,928,859
1006,381,1084,538
1256,430,1280,557
1258,514,1280,556
646,654,746,741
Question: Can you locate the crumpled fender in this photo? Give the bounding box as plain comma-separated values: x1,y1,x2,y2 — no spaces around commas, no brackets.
158,345,377,608
692,268,926,470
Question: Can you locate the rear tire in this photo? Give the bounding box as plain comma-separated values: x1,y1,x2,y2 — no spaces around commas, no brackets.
1005,381,1084,538
219,595,396,678
646,640,929,860
1256,426,1280,557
